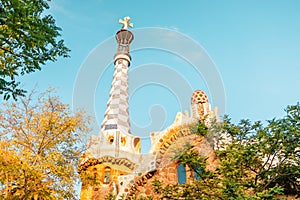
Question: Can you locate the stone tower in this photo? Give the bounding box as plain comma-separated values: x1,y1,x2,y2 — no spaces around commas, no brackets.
79,17,143,199
101,16,133,136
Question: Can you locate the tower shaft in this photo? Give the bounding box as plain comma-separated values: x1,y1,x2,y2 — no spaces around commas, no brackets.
101,54,131,134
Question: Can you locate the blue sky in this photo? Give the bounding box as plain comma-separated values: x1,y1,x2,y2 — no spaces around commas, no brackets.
19,1,300,138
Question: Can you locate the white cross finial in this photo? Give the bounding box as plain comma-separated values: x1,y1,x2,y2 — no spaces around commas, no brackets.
119,16,133,30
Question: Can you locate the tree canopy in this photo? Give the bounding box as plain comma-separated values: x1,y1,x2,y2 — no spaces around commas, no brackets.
151,103,300,199
0,89,90,199
0,0,69,100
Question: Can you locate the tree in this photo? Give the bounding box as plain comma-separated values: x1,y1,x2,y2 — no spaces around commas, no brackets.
0,0,69,100
218,104,300,198
0,89,90,199
152,103,300,199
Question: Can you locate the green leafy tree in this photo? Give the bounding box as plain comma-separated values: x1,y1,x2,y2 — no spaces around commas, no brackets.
0,0,69,100
152,103,300,199
219,104,300,197
0,89,90,199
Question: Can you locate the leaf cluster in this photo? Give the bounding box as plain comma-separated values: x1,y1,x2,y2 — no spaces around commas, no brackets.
0,0,70,100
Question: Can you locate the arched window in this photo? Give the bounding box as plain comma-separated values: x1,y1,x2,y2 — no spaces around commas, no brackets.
103,167,111,184
133,137,141,153
177,164,186,184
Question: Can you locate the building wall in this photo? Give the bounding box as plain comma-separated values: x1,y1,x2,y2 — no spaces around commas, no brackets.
126,135,219,199
79,118,219,199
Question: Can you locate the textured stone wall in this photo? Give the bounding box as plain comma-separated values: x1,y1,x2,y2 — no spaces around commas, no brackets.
127,162,178,199
126,135,219,200
126,162,197,199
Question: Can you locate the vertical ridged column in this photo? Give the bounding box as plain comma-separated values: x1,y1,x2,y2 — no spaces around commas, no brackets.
101,54,131,134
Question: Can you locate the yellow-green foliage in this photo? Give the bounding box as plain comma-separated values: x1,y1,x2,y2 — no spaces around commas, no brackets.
0,89,90,200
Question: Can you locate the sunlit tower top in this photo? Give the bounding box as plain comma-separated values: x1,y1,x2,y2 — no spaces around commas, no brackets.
114,16,134,65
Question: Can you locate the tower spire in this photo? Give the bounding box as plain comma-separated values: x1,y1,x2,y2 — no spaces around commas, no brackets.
101,17,134,135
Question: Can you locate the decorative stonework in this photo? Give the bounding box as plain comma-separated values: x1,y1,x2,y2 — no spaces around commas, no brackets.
190,90,213,120
79,157,137,173
191,89,208,104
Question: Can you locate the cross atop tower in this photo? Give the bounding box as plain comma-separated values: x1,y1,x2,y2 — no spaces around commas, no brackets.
119,16,133,30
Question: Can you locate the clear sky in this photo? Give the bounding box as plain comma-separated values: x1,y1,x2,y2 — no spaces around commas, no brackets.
19,1,300,140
